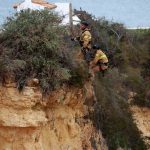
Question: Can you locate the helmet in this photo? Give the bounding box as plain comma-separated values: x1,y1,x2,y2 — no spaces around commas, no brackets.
80,21,89,27
92,44,100,49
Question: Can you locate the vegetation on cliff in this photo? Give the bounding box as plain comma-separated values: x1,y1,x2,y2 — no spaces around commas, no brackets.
0,9,149,149
75,9,150,149
0,10,88,93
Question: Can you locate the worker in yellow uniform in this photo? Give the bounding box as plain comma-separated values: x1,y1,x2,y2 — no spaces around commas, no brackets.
90,44,109,77
71,21,92,63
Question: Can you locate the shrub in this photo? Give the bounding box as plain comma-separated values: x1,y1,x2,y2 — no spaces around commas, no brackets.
0,10,88,93
93,68,147,150
133,81,150,107
75,10,149,149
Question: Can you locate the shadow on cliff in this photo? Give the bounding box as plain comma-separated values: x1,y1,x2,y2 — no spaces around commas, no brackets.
89,69,147,150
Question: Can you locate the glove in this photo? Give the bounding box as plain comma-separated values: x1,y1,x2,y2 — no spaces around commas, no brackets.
71,37,75,41
76,36,80,41
71,36,80,41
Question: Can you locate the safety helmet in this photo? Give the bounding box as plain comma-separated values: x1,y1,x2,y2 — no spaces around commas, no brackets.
92,44,100,49
80,21,89,27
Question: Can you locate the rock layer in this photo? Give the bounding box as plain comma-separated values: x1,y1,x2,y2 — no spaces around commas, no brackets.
0,82,107,150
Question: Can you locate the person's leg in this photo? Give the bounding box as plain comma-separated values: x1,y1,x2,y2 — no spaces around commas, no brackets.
84,51,92,65
101,70,105,77
100,64,108,77
93,66,100,73
88,65,99,81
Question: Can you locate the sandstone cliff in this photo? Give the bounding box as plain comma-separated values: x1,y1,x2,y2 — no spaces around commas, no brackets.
0,81,107,150
130,106,150,148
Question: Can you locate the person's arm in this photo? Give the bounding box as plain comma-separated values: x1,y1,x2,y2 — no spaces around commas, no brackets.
93,51,100,64
71,36,80,41
90,52,99,68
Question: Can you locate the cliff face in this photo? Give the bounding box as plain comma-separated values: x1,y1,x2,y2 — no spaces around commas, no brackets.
0,82,107,150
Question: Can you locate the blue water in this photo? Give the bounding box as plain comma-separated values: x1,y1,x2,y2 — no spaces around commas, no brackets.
0,0,150,27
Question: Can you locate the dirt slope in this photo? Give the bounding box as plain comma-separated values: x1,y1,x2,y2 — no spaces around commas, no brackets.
131,106,150,149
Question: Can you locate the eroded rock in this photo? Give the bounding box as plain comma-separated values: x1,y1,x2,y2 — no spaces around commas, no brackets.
0,83,107,150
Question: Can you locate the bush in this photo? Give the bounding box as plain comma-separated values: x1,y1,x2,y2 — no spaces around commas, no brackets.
93,68,147,150
69,61,89,87
124,67,143,90
75,10,149,149
133,81,150,107
0,10,88,93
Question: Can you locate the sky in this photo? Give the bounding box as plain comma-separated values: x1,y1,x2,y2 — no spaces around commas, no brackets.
0,0,150,28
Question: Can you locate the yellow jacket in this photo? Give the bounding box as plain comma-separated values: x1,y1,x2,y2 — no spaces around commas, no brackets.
80,28,92,48
93,49,108,64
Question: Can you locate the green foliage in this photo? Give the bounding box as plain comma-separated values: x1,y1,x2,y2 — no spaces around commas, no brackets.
0,10,88,93
69,61,89,87
142,59,150,78
133,81,150,107
93,68,147,150
76,10,150,106
0,8,149,149
75,10,150,149
124,67,143,90
75,9,126,52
